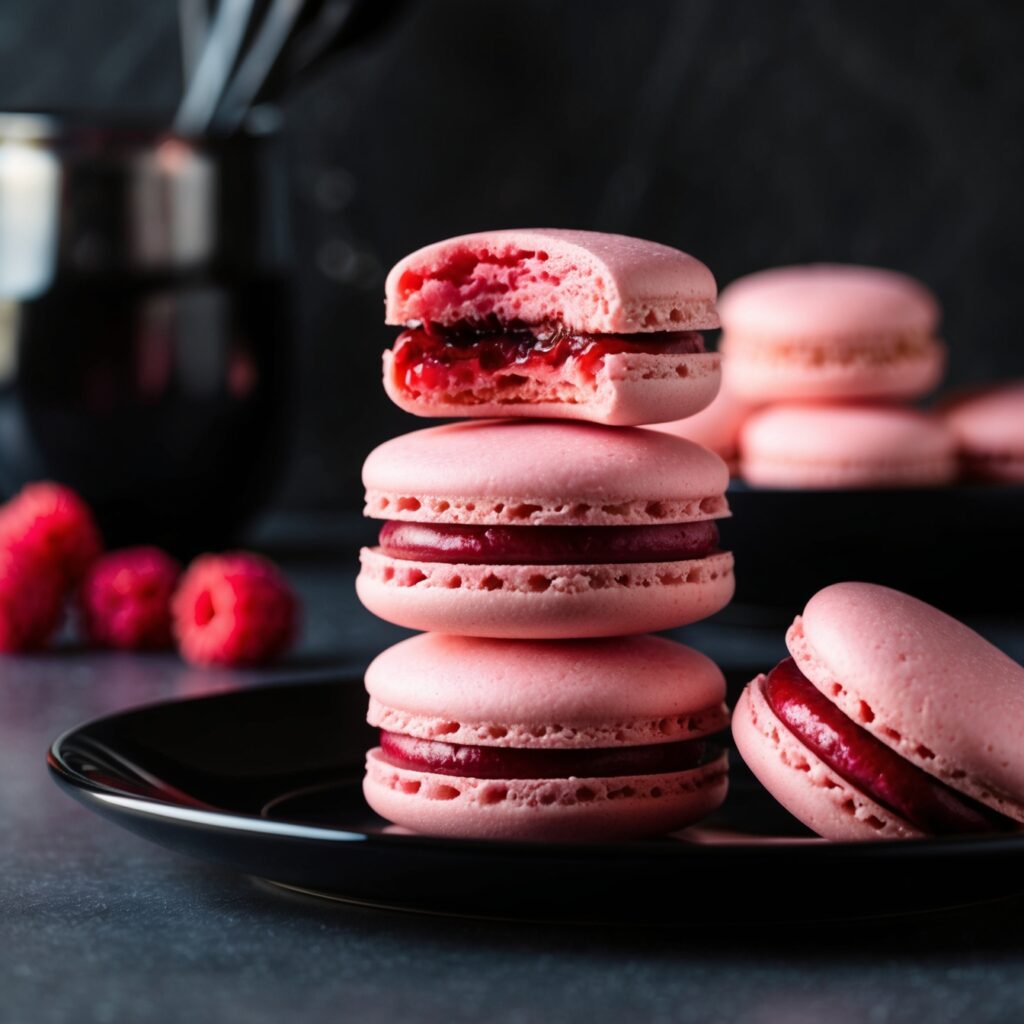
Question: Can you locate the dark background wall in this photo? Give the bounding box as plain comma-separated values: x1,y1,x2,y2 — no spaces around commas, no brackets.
0,0,1021,515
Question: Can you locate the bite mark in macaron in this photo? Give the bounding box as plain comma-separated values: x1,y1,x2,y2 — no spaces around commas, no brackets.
382,229,722,426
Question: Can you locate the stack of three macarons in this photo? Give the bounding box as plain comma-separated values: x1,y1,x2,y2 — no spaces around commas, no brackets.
356,229,739,840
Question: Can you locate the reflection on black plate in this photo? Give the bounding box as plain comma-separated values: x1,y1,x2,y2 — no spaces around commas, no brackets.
49,677,1024,923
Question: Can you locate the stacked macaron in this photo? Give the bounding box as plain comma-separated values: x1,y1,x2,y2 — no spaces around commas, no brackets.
357,229,736,840
723,265,959,487
657,264,961,487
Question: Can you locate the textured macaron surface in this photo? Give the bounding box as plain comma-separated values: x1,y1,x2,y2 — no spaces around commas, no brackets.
364,419,730,527
788,582,1024,821
719,264,939,342
732,679,922,841
365,633,729,749
356,548,735,639
363,634,731,840
385,229,719,335
363,747,728,841
740,404,955,487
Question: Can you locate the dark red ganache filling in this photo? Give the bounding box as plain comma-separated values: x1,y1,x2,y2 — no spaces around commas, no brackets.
379,730,717,780
762,658,1011,835
378,520,720,566
391,323,705,394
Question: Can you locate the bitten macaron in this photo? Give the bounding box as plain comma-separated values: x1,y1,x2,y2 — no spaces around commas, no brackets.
357,419,735,638
719,264,945,402
732,582,1024,841
740,403,956,489
363,633,730,840
942,380,1024,482
382,228,722,426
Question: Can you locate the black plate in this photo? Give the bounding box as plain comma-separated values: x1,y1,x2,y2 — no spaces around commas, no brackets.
49,677,1024,923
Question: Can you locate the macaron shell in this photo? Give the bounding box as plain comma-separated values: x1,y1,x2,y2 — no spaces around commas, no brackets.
718,264,940,341
363,747,728,841
384,229,719,335
365,633,729,749
724,335,945,403
943,381,1024,481
740,404,956,489
719,264,943,403
645,381,755,461
732,681,921,841
365,488,730,529
357,548,735,639
787,582,1024,823
363,420,731,527
382,349,722,427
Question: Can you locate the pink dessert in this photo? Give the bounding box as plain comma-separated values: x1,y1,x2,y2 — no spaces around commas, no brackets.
381,229,722,426
363,633,730,840
719,264,946,402
646,380,755,472
357,419,735,639
739,403,956,489
732,583,1024,840
941,380,1024,482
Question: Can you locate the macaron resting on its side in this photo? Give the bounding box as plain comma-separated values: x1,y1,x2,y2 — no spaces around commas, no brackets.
719,265,945,402
358,419,734,638
363,633,730,840
942,380,1024,482
382,229,722,426
740,404,956,489
732,583,1024,841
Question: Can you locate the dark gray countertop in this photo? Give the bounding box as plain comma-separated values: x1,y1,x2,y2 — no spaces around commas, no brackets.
4,549,1024,1024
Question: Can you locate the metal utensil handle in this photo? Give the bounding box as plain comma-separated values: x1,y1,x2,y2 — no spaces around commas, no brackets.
212,0,314,135
174,0,258,137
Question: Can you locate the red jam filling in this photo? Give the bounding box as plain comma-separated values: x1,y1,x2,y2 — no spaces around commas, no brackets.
762,658,1009,835
379,730,716,780
378,520,720,565
391,323,705,395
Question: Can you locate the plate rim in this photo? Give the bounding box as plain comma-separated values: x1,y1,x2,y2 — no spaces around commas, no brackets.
47,677,1024,863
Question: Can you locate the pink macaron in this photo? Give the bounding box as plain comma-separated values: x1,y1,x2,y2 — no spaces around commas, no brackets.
941,380,1024,483
732,582,1024,841
357,419,735,639
382,228,722,426
363,632,730,841
646,380,755,473
719,264,945,402
739,403,956,488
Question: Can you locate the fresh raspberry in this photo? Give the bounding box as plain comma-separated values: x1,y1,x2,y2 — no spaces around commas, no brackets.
0,545,64,652
79,547,181,650
172,552,298,667
0,482,103,585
